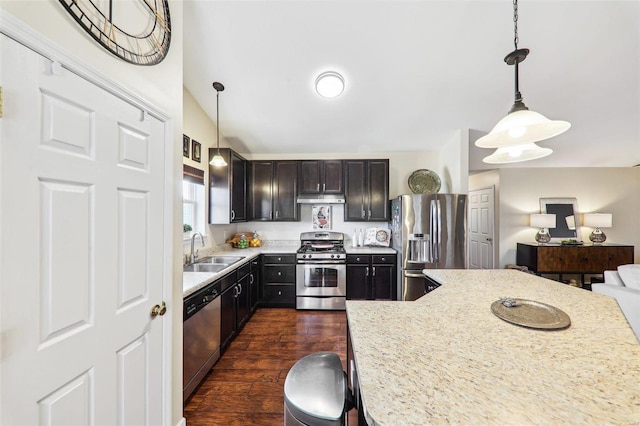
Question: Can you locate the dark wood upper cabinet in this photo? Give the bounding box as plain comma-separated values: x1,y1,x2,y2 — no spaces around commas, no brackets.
249,161,273,221
274,161,299,221
248,160,299,221
344,159,389,222
209,148,247,224
299,160,343,195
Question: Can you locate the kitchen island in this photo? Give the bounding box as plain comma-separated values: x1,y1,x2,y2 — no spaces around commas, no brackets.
345,269,640,425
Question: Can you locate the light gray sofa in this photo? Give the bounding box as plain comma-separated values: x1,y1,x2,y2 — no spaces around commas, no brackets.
592,264,640,340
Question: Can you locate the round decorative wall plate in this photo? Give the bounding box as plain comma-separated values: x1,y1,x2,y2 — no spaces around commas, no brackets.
58,0,171,65
408,169,441,194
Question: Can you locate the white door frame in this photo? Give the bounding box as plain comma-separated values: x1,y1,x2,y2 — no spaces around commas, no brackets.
0,11,174,424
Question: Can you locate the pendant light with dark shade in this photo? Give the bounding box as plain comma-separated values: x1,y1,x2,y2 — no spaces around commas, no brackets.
476,0,570,163
210,81,227,167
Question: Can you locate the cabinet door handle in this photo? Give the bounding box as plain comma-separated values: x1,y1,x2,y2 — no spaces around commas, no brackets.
275,210,279,219
323,183,326,191
317,183,320,191
250,274,254,284
231,209,235,220
270,210,273,219
278,257,282,261
372,266,376,276
368,210,371,219
278,291,282,296
238,283,242,295
366,267,369,277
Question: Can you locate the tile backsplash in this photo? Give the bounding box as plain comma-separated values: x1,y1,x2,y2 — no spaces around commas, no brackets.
237,204,388,243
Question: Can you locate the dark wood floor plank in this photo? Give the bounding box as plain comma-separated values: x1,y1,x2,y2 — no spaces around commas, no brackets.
184,308,347,425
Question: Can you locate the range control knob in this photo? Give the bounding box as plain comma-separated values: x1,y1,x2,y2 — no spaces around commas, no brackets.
331,254,335,259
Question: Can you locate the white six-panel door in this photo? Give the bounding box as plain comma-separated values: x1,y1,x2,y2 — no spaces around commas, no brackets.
1,33,168,425
468,187,495,270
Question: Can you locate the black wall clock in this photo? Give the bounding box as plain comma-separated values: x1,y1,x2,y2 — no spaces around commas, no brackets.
58,0,171,66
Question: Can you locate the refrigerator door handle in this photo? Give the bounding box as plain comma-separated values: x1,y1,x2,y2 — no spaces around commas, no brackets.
434,199,441,262
404,272,427,278
429,199,437,263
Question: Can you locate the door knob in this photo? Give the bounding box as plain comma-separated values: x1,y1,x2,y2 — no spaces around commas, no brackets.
486,238,493,242
150,301,167,318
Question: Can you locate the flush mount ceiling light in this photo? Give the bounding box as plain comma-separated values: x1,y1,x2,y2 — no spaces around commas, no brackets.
210,81,227,167
315,71,344,98
476,0,570,163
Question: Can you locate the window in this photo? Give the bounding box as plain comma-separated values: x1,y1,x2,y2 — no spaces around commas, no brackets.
183,180,205,237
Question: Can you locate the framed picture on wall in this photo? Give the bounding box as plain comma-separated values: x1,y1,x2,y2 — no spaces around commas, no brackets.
312,205,331,229
183,134,190,158
191,140,201,162
540,197,582,242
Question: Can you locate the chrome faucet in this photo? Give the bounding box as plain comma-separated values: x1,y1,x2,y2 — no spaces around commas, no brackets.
189,232,205,264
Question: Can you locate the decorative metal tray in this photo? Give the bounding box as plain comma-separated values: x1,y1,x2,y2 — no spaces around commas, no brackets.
490,298,571,330
408,169,441,194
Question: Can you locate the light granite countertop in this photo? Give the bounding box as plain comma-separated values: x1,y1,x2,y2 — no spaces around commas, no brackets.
346,269,640,425
182,241,299,297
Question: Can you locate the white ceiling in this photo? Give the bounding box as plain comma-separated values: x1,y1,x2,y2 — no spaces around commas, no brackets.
183,1,640,170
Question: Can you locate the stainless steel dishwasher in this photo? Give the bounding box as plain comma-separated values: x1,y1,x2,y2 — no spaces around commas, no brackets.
183,280,221,402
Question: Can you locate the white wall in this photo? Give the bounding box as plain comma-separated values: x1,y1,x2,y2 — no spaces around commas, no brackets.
0,3,185,424
439,129,470,194
496,167,640,267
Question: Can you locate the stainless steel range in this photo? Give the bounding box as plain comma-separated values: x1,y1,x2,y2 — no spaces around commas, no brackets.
296,231,346,310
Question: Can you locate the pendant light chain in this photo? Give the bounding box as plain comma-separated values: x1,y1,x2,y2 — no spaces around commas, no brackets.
513,0,519,50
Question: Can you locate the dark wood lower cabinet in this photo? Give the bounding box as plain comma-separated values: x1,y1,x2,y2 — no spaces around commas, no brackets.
260,254,296,307
347,254,396,300
516,243,634,288
219,274,238,352
248,258,260,312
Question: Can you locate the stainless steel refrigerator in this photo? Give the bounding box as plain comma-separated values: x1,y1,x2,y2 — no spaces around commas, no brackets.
390,194,467,301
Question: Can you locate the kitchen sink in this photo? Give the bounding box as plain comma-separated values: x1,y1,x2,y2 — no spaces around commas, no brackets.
183,263,229,273
196,256,245,265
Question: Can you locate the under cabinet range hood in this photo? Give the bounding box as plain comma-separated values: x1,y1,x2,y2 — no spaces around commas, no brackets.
296,194,345,204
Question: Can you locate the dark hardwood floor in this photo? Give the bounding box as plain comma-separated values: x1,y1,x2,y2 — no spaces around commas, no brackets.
184,308,353,425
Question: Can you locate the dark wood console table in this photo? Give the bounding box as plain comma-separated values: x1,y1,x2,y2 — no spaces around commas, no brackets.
516,243,634,289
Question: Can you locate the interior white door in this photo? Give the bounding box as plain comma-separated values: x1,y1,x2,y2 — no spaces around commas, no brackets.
1,34,167,425
468,187,495,269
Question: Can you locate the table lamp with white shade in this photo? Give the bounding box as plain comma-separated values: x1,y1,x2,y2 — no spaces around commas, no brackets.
530,213,556,244
584,213,612,244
